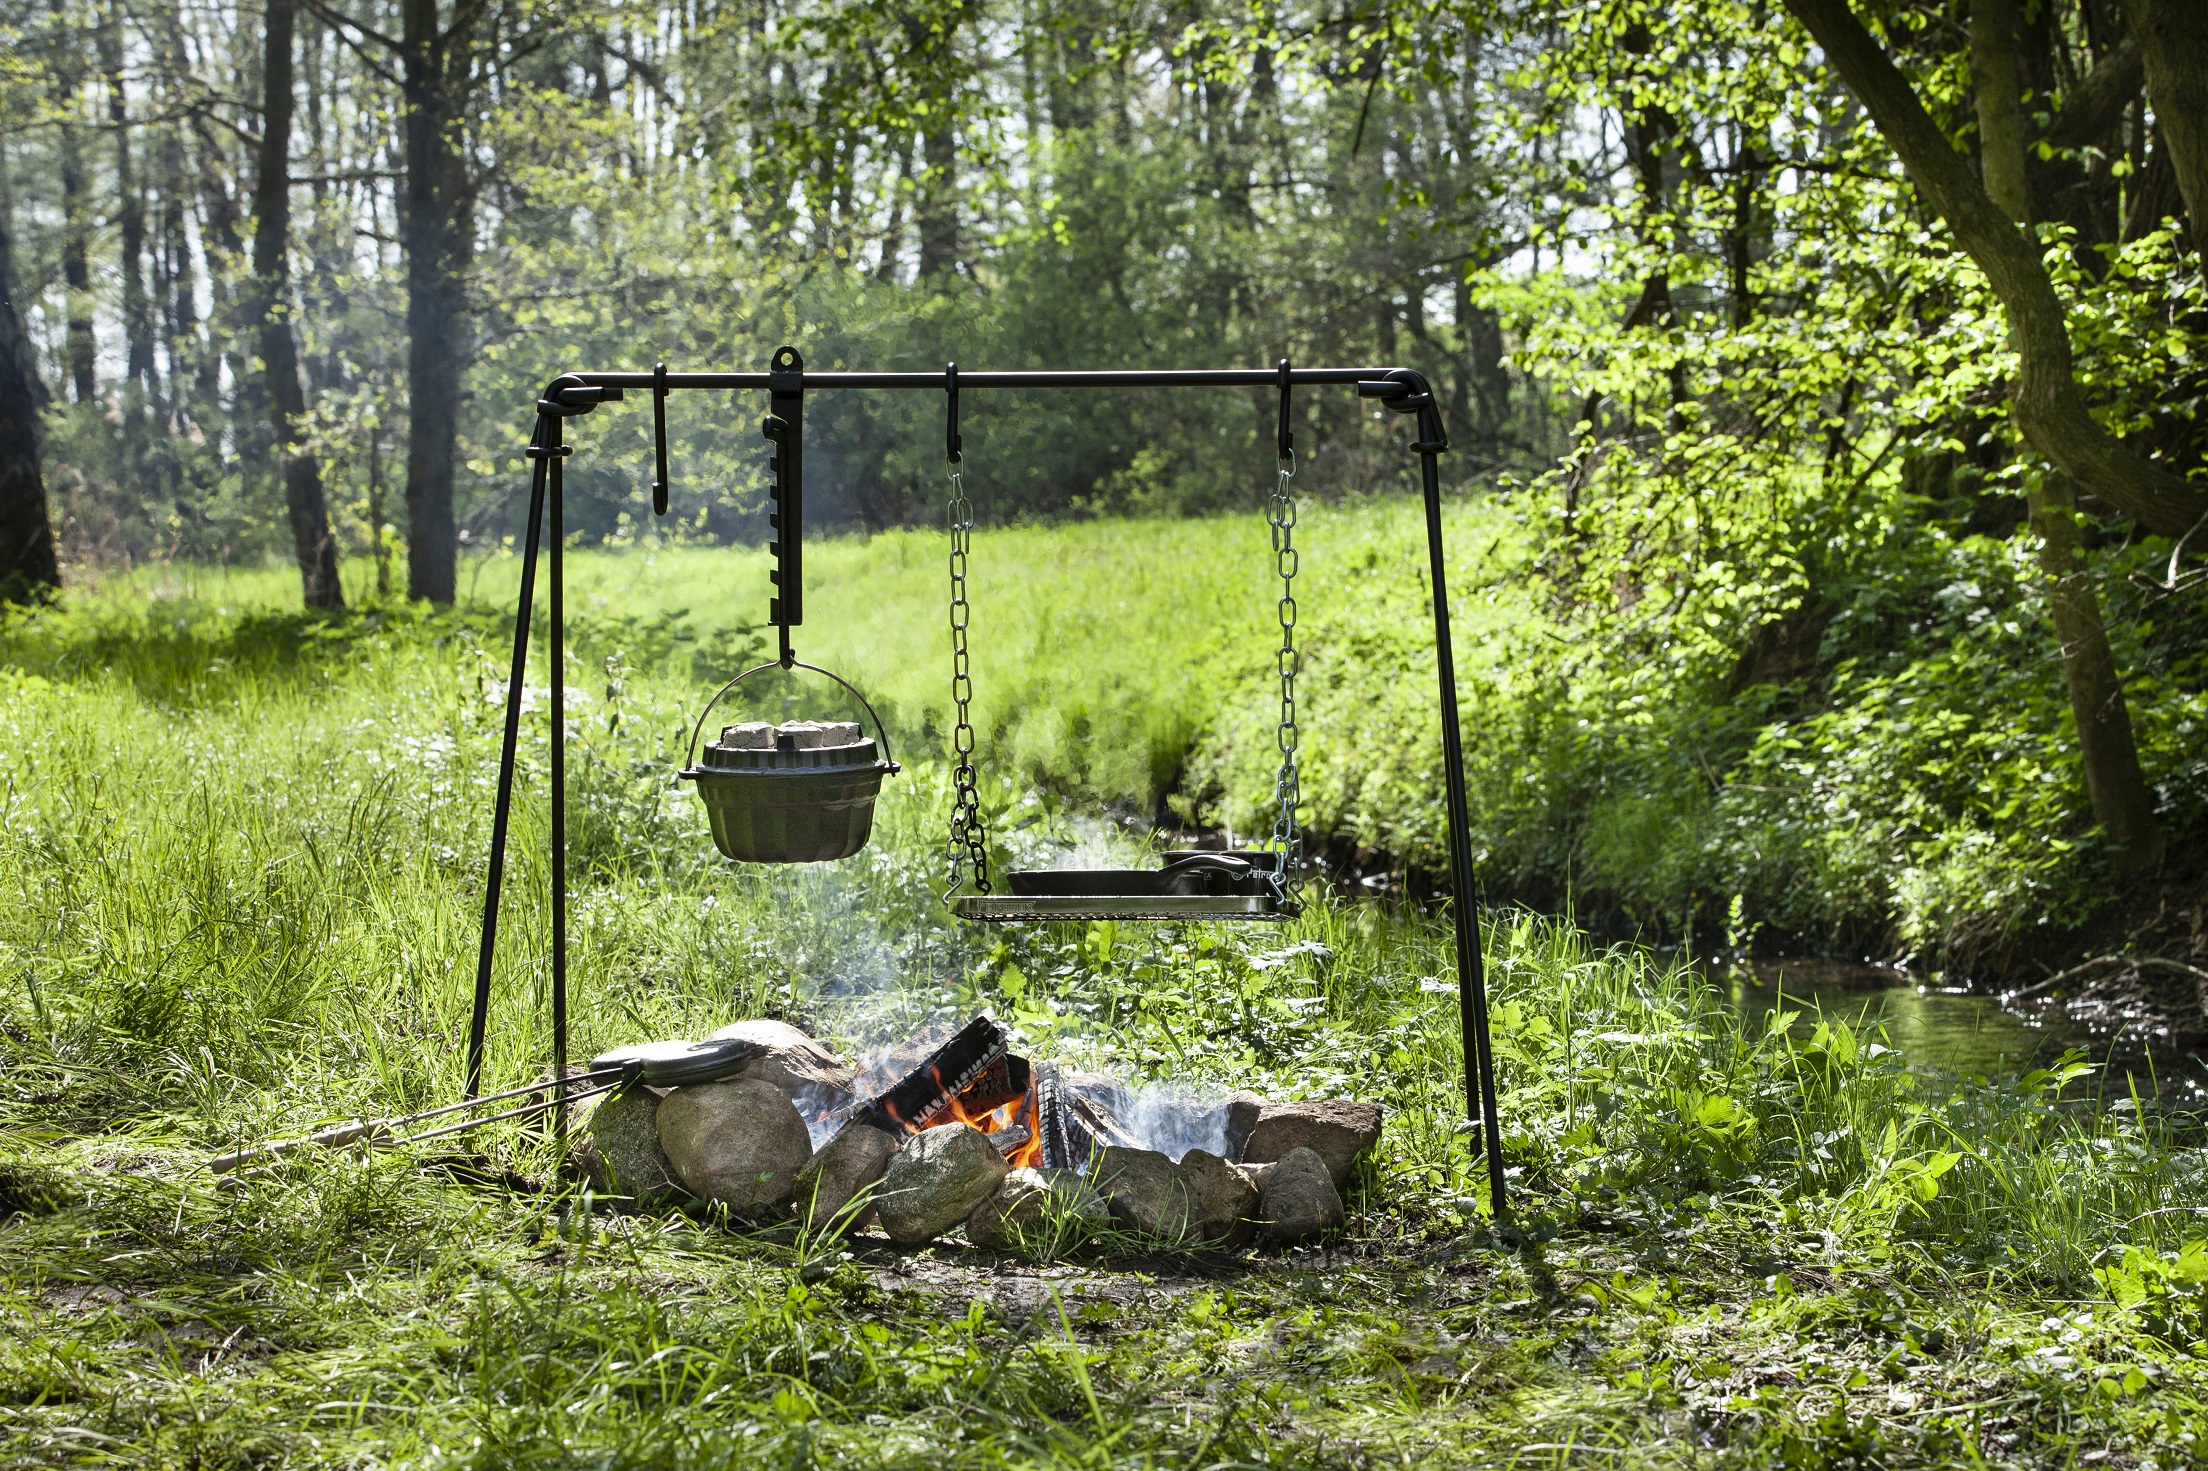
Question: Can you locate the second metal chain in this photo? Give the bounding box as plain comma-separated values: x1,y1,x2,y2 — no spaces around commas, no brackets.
1268,450,1303,910
944,458,990,900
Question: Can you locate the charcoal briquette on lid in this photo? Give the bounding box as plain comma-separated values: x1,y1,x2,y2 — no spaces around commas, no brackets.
774,720,864,749
711,719,866,752
717,721,776,749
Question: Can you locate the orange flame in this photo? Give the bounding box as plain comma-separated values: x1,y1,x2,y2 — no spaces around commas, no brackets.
943,1085,1041,1170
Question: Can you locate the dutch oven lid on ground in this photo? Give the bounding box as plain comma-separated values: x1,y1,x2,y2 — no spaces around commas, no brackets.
590,1037,769,1087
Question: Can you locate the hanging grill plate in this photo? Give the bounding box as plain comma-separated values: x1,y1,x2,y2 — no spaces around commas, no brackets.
954,852,1296,923
953,893,1294,923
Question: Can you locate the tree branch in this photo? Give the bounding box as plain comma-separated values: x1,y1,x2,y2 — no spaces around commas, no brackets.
299,0,405,78
1782,0,2208,537
2041,34,2142,153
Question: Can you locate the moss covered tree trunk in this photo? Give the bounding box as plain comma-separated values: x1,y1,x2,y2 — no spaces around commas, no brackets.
1971,0,2163,874
2126,0,2208,245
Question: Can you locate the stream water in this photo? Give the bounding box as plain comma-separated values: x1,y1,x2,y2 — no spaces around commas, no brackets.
1713,957,2208,1110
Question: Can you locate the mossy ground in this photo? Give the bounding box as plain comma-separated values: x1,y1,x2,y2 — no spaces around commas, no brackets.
5,1148,2204,1466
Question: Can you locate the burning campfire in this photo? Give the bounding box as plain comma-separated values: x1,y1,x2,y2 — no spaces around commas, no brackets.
821,1015,1141,1175
572,1014,1383,1253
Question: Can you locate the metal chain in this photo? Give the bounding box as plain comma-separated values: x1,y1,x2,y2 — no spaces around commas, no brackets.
1268,449,1304,909
943,457,990,901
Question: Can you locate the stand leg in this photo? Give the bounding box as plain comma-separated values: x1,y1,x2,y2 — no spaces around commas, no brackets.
549,423,569,1150
1420,448,1507,1220
465,418,551,1099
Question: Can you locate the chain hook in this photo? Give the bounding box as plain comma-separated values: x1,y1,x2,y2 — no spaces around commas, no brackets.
943,361,989,902
650,362,670,516
946,360,962,467
1268,357,1303,913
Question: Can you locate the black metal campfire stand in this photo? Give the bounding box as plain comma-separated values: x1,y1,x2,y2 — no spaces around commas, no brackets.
460,351,1511,1220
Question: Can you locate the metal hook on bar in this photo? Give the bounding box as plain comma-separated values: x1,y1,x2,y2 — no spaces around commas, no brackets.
1359,368,1449,454
765,345,805,641
1276,356,1294,464
651,362,669,515
945,361,962,465
538,373,621,417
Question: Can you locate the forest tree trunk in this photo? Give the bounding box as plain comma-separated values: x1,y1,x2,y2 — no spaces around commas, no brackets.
100,7,156,492
2125,0,2208,243
99,14,154,403
251,0,343,610
54,34,96,406
0,196,60,602
2028,475,2164,873
1974,0,2163,873
1784,0,2208,538
157,113,200,482
189,114,253,423
1969,0,2029,222
400,0,467,604
906,2,965,283
917,120,960,280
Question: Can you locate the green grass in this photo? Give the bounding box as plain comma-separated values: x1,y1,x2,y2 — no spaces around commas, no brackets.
69,491,2208,974
4,534,2208,1466
69,496,1526,835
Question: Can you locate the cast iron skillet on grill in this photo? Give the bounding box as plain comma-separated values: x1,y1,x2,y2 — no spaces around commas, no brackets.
957,851,1295,922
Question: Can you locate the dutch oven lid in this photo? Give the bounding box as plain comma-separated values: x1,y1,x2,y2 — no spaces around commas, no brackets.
590,1037,766,1087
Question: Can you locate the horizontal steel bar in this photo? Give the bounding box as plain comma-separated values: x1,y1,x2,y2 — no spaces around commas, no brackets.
561,366,1401,393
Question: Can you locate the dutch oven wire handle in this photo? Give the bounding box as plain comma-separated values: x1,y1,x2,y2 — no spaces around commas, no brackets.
680,658,900,775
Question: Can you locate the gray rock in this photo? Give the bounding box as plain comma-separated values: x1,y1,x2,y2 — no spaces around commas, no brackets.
1257,1146,1344,1245
1224,1090,1267,1161
705,1018,857,1111
569,1084,680,1203
876,1123,1009,1246
1090,1145,1186,1237
965,1167,1051,1249
793,1121,900,1233
657,1078,814,1214
1048,1169,1110,1221
966,1167,1108,1250
1178,1148,1259,1247
1240,1100,1383,1188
